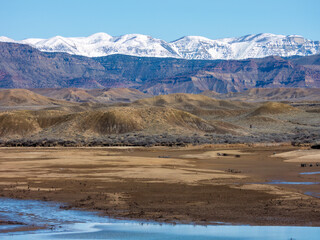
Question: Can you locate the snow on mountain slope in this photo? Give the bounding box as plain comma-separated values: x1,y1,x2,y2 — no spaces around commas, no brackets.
0,33,319,60
0,36,15,43
170,33,320,59
170,36,232,59
18,33,181,58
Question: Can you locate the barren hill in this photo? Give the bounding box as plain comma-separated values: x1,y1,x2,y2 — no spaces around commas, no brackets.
204,88,320,102
249,102,300,116
31,88,96,103
0,89,67,107
0,89,319,145
132,93,254,110
31,88,151,103
0,106,239,139
89,88,151,103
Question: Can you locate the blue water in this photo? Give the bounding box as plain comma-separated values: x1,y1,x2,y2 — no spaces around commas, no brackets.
305,192,320,199
300,171,320,175
1,198,320,240
0,198,106,226
4,223,320,240
267,180,320,185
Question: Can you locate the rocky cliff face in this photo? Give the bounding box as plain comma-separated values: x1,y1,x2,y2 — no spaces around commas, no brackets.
0,42,319,94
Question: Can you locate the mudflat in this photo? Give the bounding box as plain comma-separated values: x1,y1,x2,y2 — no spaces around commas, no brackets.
0,145,320,229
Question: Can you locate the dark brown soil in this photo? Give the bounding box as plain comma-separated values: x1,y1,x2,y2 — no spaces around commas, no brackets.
0,145,319,234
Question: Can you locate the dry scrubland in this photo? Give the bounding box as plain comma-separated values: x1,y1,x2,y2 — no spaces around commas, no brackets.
0,88,320,230
0,88,320,146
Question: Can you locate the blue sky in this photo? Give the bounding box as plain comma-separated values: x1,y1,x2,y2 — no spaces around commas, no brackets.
1,0,319,41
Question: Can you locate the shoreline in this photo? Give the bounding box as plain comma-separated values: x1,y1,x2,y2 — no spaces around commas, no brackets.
2,206,320,240
0,145,320,233
1,196,320,236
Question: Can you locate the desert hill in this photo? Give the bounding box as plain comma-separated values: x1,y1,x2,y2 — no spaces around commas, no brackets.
31,88,151,103
0,90,319,145
31,88,96,103
0,89,69,107
79,107,232,135
89,88,151,103
129,93,256,120
0,111,41,137
202,88,320,102
249,102,300,116
0,106,239,139
132,93,254,110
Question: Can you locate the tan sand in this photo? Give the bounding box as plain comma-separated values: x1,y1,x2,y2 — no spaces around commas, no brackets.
273,150,320,162
0,146,319,228
180,150,250,159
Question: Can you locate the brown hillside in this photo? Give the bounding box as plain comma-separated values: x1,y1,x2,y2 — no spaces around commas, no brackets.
93,88,151,103
79,107,231,135
0,106,241,139
249,102,300,116
210,88,320,102
32,88,96,103
0,89,65,106
31,88,151,103
133,93,254,111
0,111,40,137
79,109,143,134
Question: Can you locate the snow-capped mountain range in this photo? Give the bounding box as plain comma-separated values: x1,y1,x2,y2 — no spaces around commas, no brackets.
1,33,319,60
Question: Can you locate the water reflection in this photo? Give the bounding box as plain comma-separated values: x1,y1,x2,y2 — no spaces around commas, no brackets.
267,180,320,185
300,171,320,175
1,198,320,240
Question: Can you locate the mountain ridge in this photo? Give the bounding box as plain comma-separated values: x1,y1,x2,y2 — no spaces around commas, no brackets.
1,32,319,60
0,42,319,93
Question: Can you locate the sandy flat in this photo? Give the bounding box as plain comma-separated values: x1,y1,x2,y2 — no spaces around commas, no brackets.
180,150,249,159
0,149,244,184
0,146,319,227
274,150,320,162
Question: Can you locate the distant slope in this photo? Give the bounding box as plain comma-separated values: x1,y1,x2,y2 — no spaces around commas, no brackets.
131,94,255,126
31,88,150,103
31,88,96,103
0,42,320,93
88,88,152,103
202,88,320,102
0,89,66,106
292,54,320,71
132,93,254,110
293,54,320,66
249,102,300,116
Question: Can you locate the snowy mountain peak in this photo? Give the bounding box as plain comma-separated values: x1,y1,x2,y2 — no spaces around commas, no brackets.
172,35,215,43
88,32,112,39
0,36,15,43
0,33,319,60
86,32,113,43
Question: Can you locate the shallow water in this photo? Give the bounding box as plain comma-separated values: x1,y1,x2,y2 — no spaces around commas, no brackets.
267,180,320,185
4,223,320,240
1,198,320,240
300,171,320,175
305,191,320,199
0,197,108,226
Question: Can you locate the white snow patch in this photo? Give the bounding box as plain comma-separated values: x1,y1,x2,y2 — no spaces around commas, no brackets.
0,33,319,60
